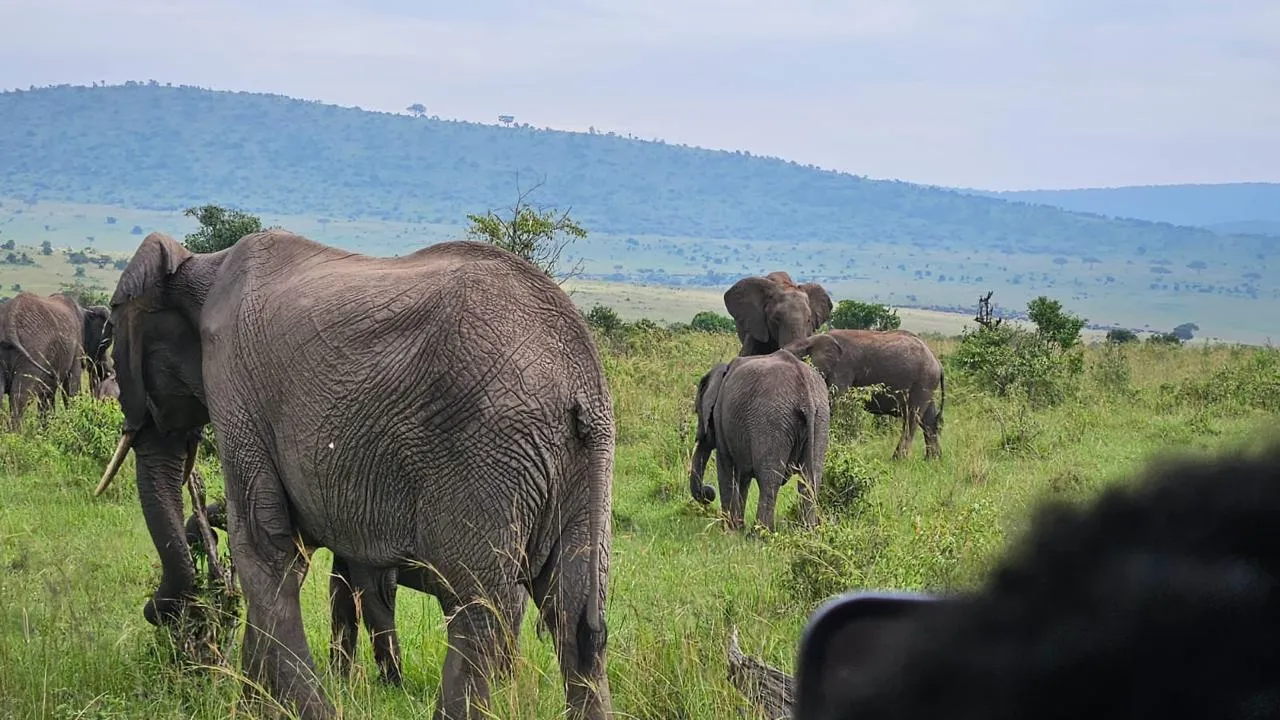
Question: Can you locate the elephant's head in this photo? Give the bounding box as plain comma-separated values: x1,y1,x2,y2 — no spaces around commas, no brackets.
80,304,113,389
689,363,730,504
724,274,833,356
94,232,218,627
784,333,847,389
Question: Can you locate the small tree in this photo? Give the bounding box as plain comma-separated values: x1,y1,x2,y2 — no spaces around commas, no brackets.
183,204,268,254
1027,296,1086,349
40,240,52,255
830,300,901,331
1172,322,1199,341
465,179,587,284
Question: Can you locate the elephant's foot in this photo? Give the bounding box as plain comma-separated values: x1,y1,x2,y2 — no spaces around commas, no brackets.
144,592,196,627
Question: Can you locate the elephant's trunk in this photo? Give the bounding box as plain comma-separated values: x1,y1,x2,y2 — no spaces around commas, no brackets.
689,434,717,504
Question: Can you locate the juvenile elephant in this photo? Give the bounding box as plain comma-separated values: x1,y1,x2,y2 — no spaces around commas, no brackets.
724,271,833,356
785,329,945,460
187,500,437,687
688,347,833,531
93,231,615,720
0,291,111,428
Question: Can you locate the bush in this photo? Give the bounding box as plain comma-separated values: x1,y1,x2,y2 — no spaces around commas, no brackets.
1147,332,1183,346
830,300,901,331
1162,349,1280,414
688,311,736,334
584,304,624,336
43,392,125,462
1106,328,1138,344
949,323,1083,406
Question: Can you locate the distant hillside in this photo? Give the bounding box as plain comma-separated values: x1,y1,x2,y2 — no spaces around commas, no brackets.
0,83,1266,257
963,183,1280,235
1,83,1277,345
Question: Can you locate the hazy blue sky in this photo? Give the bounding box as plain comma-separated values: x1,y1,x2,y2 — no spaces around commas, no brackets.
1,0,1275,189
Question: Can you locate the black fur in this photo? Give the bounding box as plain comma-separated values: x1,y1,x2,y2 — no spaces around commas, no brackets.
824,444,1280,720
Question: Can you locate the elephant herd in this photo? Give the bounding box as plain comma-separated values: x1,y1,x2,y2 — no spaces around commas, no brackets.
5,230,944,720
0,290,118,429
691,271,945,531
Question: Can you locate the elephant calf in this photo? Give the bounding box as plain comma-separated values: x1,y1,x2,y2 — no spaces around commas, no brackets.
689,348,833,532
186,501,422,685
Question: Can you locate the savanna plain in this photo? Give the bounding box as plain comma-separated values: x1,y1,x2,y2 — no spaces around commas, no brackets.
1,317,1278,719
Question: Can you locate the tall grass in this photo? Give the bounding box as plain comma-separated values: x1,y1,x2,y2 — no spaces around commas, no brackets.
1,332,1276,718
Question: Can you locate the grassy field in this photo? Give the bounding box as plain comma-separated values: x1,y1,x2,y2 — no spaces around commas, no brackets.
0,241,1114,344
1,320,1277,718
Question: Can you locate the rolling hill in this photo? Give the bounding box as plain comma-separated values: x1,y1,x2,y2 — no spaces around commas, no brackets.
963,183,1280,235
0,83,1276,344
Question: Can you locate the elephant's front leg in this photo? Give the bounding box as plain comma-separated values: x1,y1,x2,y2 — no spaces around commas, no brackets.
224,462,333,720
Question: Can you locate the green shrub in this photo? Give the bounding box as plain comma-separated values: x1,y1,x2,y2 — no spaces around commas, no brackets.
43,393,125,462
830,300,900,331
688,311,736,334
949,323,1083,406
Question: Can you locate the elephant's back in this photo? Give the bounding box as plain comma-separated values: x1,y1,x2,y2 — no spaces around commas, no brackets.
0,293,80,353
206,233,606,445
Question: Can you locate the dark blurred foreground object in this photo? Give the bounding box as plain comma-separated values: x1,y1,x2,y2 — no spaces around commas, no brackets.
774,444,1280,719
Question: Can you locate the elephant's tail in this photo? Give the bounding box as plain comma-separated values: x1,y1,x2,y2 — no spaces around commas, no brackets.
573,393,613,676
937,369,946,427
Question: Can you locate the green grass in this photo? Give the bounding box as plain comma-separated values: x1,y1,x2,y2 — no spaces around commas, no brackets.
1,321,1278,718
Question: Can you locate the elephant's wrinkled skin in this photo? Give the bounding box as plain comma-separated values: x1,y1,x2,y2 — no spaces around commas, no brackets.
0,291,112,428
96,231,615,720
786,329,945,460
724,271,833,356
689,348,833,531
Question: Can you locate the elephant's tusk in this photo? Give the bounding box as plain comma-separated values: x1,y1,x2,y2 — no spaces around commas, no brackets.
94,431,134,496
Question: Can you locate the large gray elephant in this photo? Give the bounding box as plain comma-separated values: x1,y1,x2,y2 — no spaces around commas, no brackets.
93,231,615,720
0,291,112,428
723,271,833,356
688,347,833,531
784,329,945,460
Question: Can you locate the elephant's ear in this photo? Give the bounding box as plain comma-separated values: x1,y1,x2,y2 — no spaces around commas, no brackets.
724,277,776,343
112,232,193,307
765,271,796,288
785,333,843,382
801,283,834,329
694,363,730,439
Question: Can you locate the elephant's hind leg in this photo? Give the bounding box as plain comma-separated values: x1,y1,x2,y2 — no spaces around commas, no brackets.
223,459,334,720
435,581,527,720
892,390,922,459
531,529,612,720
921,401,942,460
